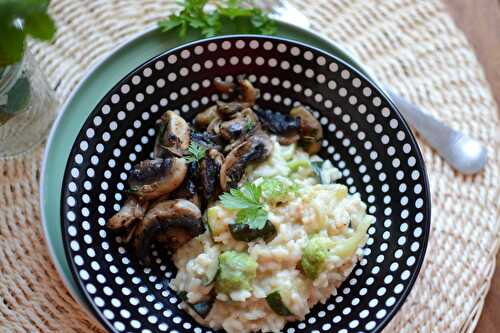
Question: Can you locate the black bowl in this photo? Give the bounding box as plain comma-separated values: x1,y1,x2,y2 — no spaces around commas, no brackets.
61,35,430,333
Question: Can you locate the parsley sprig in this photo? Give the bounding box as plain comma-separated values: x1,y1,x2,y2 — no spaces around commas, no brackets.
0,0,56,67
183,141,207,163
220,182,267,230
219,178,298,230
158,0,276,37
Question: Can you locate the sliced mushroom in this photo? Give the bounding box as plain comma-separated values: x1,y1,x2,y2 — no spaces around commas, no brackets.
155,111,191,158
128,157,187,200
221,119,261,154
220,131,273,191
278,133,301,145
199,149,224,202
238,78,259,105
108,196,147,230
170,177,201,207
290,106,323,154
187,159,200,180
213,78,236,94
191,131,224,152
193,105,219,130
123,222,139,244
223,134,247,154
254,107,301,145
216,101,252,118
219,108,259,141
133,199,204,263
207,117,223,137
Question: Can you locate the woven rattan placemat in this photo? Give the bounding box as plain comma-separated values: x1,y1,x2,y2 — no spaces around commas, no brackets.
1,0,499,332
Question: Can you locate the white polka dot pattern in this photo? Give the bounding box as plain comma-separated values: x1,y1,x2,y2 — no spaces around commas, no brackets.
61,36,430,333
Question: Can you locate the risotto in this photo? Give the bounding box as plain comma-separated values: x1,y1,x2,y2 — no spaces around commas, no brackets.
107,77,375,333
170,137,375,333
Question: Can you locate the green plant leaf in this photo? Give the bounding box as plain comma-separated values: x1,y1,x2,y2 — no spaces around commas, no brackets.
158,15,184,31
236,207,268,230
219,183,262,210
0,24,25,67
183,141,207,163
0,0,56,66
24,12,56,40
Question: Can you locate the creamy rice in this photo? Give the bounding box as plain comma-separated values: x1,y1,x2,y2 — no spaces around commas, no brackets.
170,137,374,333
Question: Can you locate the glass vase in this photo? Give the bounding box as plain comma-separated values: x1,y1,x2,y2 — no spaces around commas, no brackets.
0,48,58,158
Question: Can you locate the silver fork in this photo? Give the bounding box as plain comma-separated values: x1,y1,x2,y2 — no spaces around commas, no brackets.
270,1,488,175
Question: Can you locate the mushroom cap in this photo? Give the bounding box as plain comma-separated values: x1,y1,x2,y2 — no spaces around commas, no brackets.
290,106,324,154
220,131,273,191
170,177,201,208
133,199,204,264
191,131,224,152
128,157,187,200
213,78,236,94
219,108,258,141
216,101,252,118
108,195,147,231
238,78,260,105
193,105,219,130
154,111,191,158
199,149,224,202
254,107,301,137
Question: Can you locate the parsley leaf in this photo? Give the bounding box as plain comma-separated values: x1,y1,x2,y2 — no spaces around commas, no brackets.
219,182,261,210
236,207,268,230
220,182,268,230
183,141,207,163
0,0,56,67
158,0,276,38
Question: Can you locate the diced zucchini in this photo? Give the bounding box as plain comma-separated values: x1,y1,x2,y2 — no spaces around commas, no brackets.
178,291,215,319
190,296,215,318
266,290,294,316
301,217,372,279
331,216,371,259
229,220,277,242
310,160,323,182
207,206,225,240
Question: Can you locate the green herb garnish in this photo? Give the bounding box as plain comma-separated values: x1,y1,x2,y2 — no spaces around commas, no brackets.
0,0,56,67
220,182,268,230
158,0,276,38
220,182,262,209
183,141,207,163
243,121,254,133
236,206,268,230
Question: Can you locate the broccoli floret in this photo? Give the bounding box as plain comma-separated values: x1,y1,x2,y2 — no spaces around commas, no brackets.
216,251,257,293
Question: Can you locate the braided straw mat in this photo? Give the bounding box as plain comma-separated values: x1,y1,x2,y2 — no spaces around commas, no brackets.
1,0,499,332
